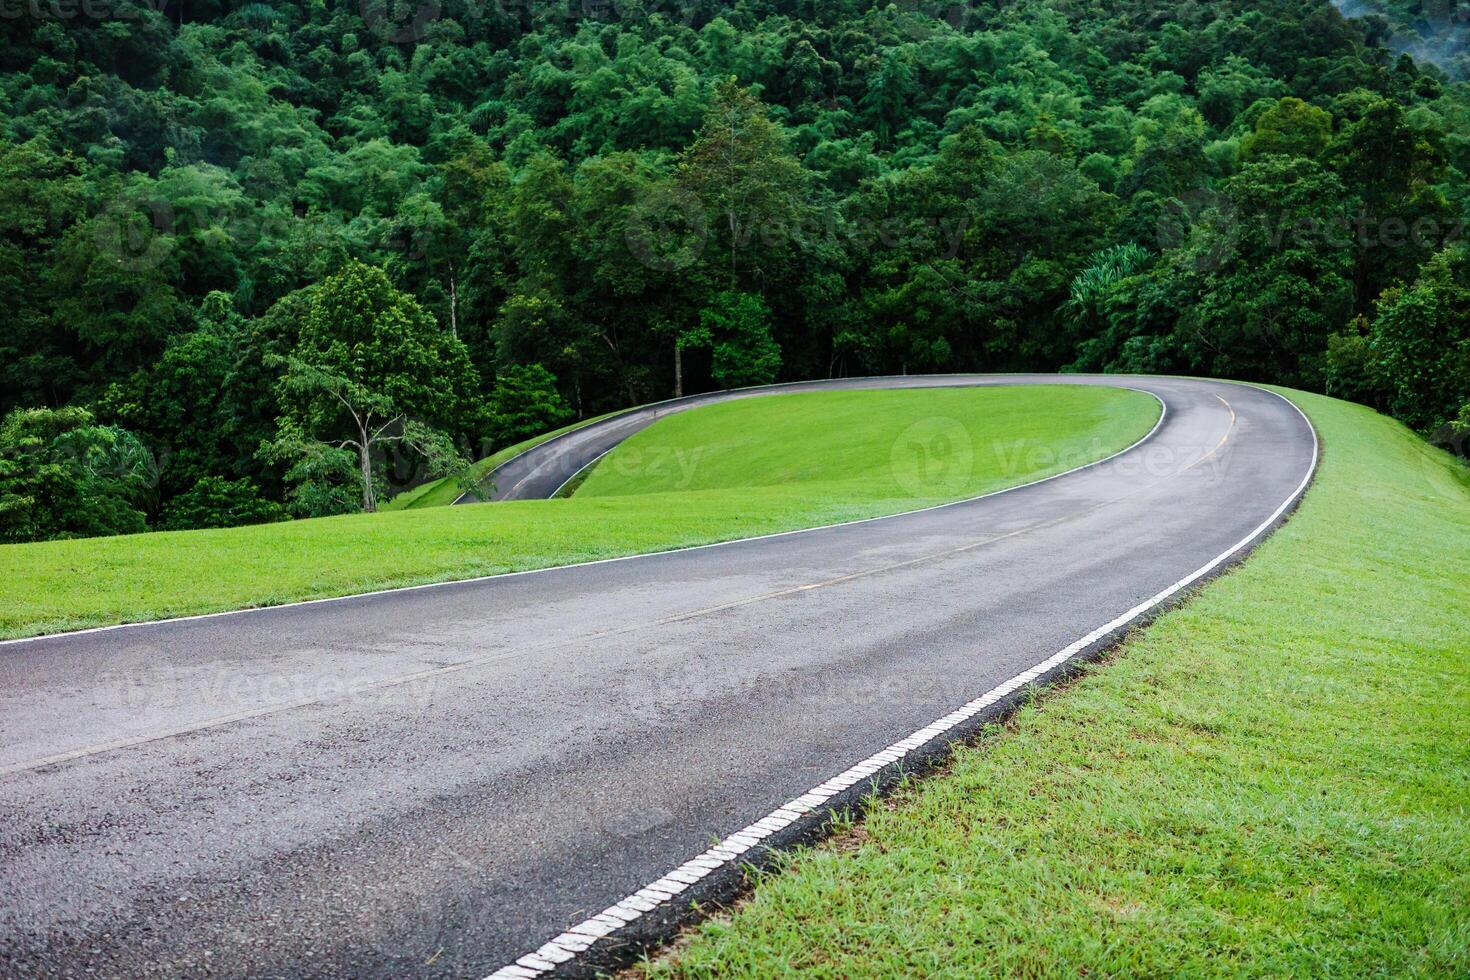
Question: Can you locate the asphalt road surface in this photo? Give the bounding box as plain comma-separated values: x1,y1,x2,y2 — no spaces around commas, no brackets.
0,375,1317,979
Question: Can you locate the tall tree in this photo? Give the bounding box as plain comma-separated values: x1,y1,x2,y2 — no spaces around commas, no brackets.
1172,156,1355,386
272,261,477,513
678,80,806,290
1367,245,1470,433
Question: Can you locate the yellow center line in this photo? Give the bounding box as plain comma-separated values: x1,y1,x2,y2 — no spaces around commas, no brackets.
1186,395,1235,471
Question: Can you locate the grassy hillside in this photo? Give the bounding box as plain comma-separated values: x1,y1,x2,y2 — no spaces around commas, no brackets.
578,387,1146,500
0,386,1157,639
648,391,1470,978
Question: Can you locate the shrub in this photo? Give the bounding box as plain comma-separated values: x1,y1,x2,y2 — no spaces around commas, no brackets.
159,476,287,531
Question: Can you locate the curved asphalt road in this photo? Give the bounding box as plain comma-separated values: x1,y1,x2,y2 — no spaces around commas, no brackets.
0,375,1316,979
458,375,1149,502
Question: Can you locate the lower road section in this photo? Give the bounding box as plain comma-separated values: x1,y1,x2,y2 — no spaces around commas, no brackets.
0,376,1316,978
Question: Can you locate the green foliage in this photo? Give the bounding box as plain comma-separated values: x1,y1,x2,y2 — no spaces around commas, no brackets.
1240,97,1334,161
1064,244,1155,326
1341,0,1470,80
488,364,574,446
287,260,471,429
159,476,286,531
1324,318,1387,408
4,0,1470,533
263,423,362,519
1177,156,1356,387
696,292,783,389
272,260,476,512
0,407,153,542
678,80,806,289
1365,245,1470,431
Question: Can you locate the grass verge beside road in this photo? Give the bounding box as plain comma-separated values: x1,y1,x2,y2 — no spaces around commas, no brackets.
0,385,1155,639
647,389,1470,978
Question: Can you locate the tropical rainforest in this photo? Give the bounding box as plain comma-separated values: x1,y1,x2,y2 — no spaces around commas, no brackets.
2,0,1468,540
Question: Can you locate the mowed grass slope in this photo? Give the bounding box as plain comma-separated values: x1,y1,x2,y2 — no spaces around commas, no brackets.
649,390,1470,978
0,385,1157,639
578,386,1149,501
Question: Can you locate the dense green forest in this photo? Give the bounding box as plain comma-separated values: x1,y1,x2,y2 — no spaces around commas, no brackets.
2,0,1468,540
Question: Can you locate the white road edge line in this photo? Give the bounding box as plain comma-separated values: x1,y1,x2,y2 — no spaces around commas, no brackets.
450,409,639,506
481,387,1319,980
548,446,615,499
1,381,1167,648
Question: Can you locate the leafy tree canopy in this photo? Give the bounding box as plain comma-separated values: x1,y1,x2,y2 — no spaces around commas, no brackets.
3,0,1470,538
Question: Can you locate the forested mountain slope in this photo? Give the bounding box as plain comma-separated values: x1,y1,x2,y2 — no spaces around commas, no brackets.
2,0,1467,537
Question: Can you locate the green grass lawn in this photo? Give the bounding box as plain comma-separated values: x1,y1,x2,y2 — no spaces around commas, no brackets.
0,385,1156,639
579,386,1150,499
647,389,1470,978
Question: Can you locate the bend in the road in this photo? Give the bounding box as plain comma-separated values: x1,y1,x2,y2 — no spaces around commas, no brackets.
0,376,1318,980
